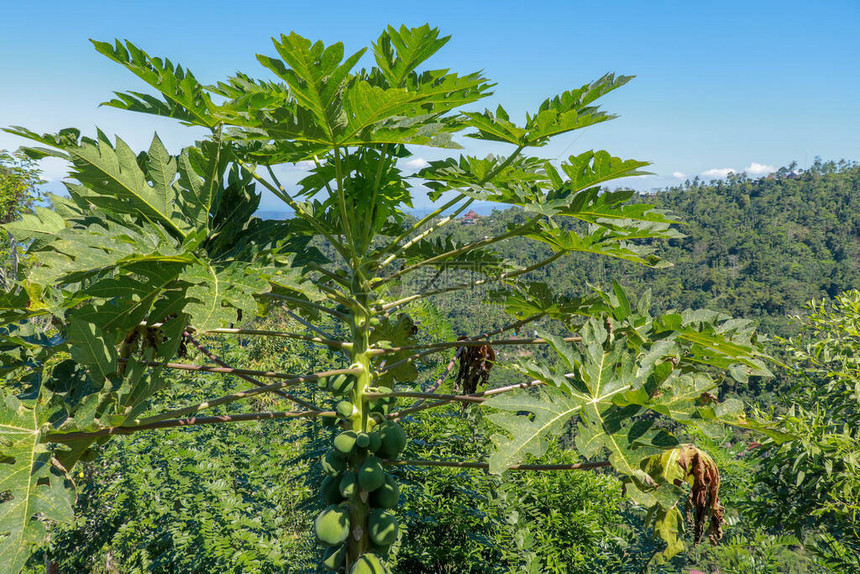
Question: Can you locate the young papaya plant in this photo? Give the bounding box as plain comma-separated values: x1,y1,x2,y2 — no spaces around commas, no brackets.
0,25,781,573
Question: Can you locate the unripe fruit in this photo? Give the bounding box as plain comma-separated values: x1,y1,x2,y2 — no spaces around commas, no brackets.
358,456,386,492
350,553,390,574
320,475,343,504
368,509,399,547
356,432,371,448
375,421,407,459
369,474,400,509
328,374,355,395
322,450,347,476
367,432,382,453
339,471,358,498
336,400,355,419
322,545,346,570
315,504,350,547
334,431,358,455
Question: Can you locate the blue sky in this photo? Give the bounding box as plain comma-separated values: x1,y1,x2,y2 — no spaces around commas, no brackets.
1,0,858,211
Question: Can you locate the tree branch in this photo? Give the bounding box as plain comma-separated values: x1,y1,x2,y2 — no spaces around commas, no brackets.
202,327,350,349
389,377,547,420
47,409,335,443
368,335,582,356
118,358,300,379
374,212,545,289
260,293,348,320
385,459,611,472
184,333,323,412
374,145,526,273
379,250,565,312
136,366,362,425
374,314,544,377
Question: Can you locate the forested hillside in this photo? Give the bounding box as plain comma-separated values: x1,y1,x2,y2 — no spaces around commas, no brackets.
433,159,860,339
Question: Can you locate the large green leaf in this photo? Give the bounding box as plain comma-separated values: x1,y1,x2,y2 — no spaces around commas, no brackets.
523,73,633,145
92,39,222,128
373,24,451,88
0,395,75,574
486,386,587,474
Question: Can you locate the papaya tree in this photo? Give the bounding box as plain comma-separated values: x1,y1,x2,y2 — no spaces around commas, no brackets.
0,25,780,573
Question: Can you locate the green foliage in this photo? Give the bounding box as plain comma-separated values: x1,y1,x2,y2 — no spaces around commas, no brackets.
0,150,43,287
749,290,860,568
0,24,773,572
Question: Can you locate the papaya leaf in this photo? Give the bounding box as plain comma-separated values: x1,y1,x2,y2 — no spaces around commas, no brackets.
373,24,451,88
92,39,222,128
523,74,633,145
486,386,587,474
0,394,75,574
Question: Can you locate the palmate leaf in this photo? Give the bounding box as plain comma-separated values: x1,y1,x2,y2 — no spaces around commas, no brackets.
2,206,65,252
258,33,365,136
373,24,451,88
420,153,548,202
0,394,75,574
487,282,602,321
181,260,269,332
92,39,222,128
523,73,633,145
487,386,587,473
525,225,675,268
557,150,652,194
66,133,188,239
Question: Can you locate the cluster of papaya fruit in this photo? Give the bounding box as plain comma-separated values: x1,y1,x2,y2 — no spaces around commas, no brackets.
315,374,407,573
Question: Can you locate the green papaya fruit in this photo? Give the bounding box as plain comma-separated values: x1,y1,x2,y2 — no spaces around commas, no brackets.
336,400,355,419
358,456,385,492
322,450,347,476
315,504,350,547
321,475,343,504
322,545,346,570
356,432,371,448
329,374,355,395
368,509,399,547
339,471,358,498
334,430,358,455
349,553,390,574
367,431,382,453
374,421,407,459
369,474,400,509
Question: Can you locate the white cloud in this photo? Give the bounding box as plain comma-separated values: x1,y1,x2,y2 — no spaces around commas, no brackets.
402,157,430,171
701,167,735,179
743,162,776,177
672,171,686,179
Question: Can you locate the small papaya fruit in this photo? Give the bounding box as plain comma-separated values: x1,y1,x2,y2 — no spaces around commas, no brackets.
334,430,358,455
322,450,347,475
349,553,390,574
367,431,382,453
368,509,399,547
369,474,400,509
329,374,355,395
339,471,358,498
336,400,355,419
320,475,343,504
322,544,346,570
356,432,371,448
315,504,350,546
375,421,407,459
358,456,386,492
